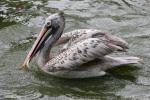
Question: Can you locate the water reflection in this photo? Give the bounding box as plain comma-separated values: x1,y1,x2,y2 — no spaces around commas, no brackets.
26,64,139,100
0,0,150,99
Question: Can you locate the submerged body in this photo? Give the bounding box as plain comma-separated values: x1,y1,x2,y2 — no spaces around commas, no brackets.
22,12,141,78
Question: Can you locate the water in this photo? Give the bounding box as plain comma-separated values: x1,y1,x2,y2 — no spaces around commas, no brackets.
0,0,150,99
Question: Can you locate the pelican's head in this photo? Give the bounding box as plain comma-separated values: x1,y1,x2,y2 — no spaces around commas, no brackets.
21,12,65,69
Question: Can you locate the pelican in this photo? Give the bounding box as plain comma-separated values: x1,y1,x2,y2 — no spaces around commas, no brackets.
21,12,141,78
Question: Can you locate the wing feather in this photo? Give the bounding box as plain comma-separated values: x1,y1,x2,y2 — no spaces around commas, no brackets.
45,38,121,72
57,29,128,51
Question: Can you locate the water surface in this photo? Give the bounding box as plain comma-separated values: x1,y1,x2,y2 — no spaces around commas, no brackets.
0,0,150,99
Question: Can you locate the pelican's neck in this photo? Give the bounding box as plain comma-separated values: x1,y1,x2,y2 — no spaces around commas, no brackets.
36,47,52,67
37,27,64,67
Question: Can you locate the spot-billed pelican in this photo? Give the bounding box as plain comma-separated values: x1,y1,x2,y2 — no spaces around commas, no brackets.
21,12,142,78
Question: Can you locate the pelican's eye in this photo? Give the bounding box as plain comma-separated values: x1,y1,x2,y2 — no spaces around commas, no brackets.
45,21,52,28
45,22,51,28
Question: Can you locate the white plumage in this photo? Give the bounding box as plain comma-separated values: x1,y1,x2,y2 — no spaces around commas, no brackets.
22,13,142,78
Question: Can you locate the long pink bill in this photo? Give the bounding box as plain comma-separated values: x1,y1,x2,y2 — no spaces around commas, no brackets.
21,27,48,70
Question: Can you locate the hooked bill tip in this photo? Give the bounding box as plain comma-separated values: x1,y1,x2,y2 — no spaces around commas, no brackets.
20,60,29,70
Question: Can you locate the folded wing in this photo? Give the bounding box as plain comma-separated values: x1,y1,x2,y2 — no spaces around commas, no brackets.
45,35,128,72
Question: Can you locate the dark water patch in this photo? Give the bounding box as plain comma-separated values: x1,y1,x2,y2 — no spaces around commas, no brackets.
0,17,16,29
0,0,150,100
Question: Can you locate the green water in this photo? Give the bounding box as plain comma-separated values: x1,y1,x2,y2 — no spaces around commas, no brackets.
0,0,150,100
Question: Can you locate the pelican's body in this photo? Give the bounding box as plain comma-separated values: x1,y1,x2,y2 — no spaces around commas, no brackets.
22,12,141,78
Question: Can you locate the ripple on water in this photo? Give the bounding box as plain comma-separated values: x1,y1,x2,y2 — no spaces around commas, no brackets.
117,84,150,100
0,0,150,100
136,76,150,86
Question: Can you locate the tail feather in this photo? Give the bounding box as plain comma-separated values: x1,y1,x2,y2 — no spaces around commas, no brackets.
103,56,142,67
114,56,142,65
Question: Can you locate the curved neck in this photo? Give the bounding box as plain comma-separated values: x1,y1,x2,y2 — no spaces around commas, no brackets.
37,27,63,67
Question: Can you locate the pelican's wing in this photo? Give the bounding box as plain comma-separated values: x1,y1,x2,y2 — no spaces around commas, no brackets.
55,29,128,51
55,29,103,46
45,37,127,72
